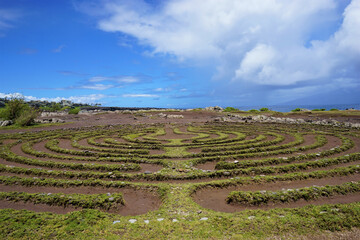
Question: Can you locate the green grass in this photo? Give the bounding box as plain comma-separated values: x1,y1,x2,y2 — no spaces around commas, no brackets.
163,146,189,157
0,122,71,130
0,198,359,239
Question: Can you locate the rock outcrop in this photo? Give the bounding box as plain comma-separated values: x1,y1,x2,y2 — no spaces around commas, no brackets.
204,106,224,112
0,120,13,126
34,118,65,124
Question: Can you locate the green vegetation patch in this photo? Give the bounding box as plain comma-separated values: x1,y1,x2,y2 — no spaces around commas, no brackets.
0,191,125,210
227,181,360,205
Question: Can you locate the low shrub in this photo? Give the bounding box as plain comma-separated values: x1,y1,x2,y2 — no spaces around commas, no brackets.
0,98,28,120
69,107,81,114
15,108,39,126
0,98,38,126
224,107,239,112
40,102,65,112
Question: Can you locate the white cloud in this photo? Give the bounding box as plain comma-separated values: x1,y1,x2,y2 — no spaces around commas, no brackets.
53,44,65,53
0,93,24,99
118,76,138,83
83,0,360,88
80,84,114,90
0,9,20,29
0,8,21,37
154,87,171,92
333,0,360,54
0,92,106,104
88,76,139,83
235,44,278,84
122,94,159,98
65,94,107,103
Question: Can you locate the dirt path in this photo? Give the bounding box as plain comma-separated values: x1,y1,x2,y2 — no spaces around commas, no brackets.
192,174,360,212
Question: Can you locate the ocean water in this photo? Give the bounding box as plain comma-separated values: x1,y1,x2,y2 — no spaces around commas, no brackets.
234,104,360,113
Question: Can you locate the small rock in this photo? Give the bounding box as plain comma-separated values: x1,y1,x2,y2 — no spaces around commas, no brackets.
144,220,149,224
200,217,208,221
248,216,255,220
112,220,120,224
172,219,178,222
129,219,137,223
157,218,164,221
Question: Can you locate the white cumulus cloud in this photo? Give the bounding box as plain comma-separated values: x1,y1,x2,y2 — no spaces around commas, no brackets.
80,0,360,88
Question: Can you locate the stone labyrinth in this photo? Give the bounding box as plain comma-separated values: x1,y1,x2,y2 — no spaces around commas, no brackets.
0,122,360,218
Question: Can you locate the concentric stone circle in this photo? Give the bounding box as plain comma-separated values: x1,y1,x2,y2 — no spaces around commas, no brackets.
0,122,359,215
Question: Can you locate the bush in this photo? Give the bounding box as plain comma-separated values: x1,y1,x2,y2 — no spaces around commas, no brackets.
69,107,81,114
291,108,301,112
0,98,39,126
40,102,65,112
248,109,259,113
0,108,6,120
224,107,239,112
330,108,339,111
15,108,39,126
312,108,326,111
259,107,269,112
0,98,27,120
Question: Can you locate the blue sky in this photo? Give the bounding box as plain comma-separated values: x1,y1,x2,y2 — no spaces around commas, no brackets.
0,0,359,108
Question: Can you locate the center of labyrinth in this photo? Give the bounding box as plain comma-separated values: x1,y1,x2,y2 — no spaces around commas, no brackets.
1,122,360,223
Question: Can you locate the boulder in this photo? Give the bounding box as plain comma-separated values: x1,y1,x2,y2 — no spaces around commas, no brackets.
204,106,224,112
51,118,65,123
157,113,167,118
34,118,65,124
1,120,13,126
213,117,222,122
167,114,184,119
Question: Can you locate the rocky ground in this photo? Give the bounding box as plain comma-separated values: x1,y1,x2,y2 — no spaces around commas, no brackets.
2,108,360,134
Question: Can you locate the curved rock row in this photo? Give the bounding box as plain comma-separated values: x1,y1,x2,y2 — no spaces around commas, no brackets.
6,142,162,173
194,134,340,170
0,122,360,215
0,184,161,215
192,174,360,212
